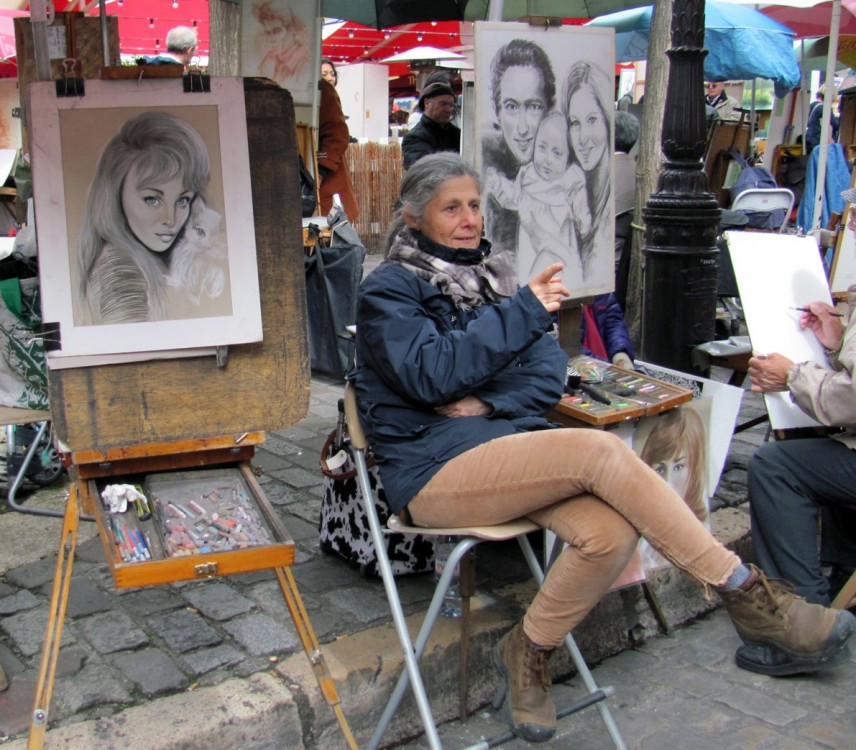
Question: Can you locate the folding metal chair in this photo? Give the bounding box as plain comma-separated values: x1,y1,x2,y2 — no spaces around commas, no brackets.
343,381,626,750
730,187,795,232
0,407,64,518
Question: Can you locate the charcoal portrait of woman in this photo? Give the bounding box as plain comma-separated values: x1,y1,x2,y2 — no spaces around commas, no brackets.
75,111,231,326
476,25,615,298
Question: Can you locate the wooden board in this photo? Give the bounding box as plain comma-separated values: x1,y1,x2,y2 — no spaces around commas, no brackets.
15,13,120,155
47,80,310,452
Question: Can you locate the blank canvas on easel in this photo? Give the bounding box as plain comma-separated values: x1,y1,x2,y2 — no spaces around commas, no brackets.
726,231,829,430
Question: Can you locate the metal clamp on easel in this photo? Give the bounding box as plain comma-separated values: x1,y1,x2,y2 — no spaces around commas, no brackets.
523,15,563,28
55,58,84,98
183,63,210,93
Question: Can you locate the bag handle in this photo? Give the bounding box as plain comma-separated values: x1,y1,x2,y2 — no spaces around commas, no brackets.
319,427,378,480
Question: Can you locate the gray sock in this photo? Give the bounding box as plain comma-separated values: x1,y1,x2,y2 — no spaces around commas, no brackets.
716,564,752,591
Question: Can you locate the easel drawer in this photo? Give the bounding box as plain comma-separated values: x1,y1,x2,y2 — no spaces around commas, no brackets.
84,462,295,589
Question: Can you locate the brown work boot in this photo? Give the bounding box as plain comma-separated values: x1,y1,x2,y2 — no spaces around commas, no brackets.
720,565,856,675
492,620,556,743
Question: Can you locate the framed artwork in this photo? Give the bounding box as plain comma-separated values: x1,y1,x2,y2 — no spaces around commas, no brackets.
0,80,21,151
830,199,856,294
28,77,262,367
473,22,615,298
240,0,320,105
726,231,830,429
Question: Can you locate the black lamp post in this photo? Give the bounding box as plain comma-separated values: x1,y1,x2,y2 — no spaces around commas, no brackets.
640,0,721,374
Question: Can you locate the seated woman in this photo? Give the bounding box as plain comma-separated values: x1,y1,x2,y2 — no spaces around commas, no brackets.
352,153,855,744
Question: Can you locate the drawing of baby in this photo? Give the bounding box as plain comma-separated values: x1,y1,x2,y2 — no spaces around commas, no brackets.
486,110,592,281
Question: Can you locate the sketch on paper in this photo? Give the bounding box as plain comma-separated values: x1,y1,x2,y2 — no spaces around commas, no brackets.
240,0,319,105
28,77,262,366
75,111,231,326
474,22,615,297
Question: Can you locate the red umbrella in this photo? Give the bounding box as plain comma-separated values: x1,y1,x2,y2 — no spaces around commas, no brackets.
760,0,856,38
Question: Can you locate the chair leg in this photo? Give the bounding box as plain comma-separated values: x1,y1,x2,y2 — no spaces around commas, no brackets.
368,537,479,749
517,534,628,750
353,449,443,750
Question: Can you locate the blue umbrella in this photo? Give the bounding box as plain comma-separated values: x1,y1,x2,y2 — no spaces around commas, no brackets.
587,1,801,98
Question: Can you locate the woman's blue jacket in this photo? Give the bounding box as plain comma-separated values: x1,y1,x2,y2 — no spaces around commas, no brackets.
352,261,567,514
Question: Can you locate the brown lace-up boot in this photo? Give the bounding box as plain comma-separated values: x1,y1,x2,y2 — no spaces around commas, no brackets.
720,565,856,675
492,620,556,743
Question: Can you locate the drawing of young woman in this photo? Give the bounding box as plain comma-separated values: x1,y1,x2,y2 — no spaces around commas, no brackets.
76,110,212,325
563,60,613,283
638,406,710,569
640,407,709,524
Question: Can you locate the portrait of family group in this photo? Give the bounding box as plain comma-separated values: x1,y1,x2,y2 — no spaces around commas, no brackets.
474,23,615,299
29,78,262,366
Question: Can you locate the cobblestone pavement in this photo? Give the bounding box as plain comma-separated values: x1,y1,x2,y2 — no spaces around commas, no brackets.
1,362,851,749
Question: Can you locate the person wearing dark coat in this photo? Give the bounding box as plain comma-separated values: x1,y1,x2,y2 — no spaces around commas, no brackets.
401,81,461,169
580,292,635,369
137,26,197,67
317,78,359,221
353,152,854,743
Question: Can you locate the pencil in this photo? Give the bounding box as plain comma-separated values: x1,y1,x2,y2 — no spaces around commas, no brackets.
790,307,844,318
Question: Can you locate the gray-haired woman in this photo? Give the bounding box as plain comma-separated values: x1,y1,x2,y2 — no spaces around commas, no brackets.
354,152,854,744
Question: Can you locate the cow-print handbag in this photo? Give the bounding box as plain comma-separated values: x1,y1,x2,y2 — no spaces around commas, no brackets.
318,401,435,578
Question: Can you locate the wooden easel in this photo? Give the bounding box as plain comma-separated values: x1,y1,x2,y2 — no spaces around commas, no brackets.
26,80,356,750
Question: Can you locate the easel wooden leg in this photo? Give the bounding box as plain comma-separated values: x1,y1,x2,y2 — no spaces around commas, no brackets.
27,486,80,750
641,582,671,635
458,550,476,722
274,566,358,750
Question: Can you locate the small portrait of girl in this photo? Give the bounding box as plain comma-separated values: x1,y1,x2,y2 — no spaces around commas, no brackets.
635,403,711,570
75,110,229,326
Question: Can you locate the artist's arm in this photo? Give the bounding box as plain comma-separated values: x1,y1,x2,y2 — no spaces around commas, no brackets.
789,312,856,427
750,307,856,427
798,302,845,356
591,293,635,365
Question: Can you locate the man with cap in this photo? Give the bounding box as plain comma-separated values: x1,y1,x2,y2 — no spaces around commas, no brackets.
705,81,741,122
742,187,856,667
401,81,460,169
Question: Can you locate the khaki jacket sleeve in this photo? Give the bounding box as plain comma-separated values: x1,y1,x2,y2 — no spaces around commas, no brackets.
789,316,856,428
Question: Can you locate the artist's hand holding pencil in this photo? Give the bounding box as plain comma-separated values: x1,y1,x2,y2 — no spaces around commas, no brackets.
792,301,845,353
748,352,793,393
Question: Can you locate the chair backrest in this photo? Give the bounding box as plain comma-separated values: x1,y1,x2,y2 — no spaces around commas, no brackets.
343,380,368,451
730,188,795,232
